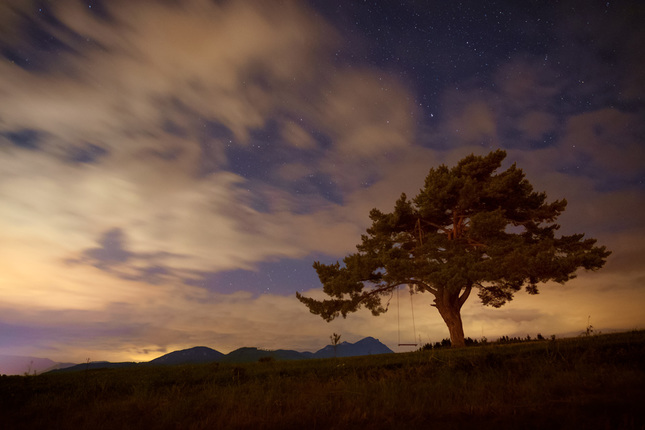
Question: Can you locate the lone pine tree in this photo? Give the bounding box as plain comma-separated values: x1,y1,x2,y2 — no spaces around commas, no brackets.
297,150,610,347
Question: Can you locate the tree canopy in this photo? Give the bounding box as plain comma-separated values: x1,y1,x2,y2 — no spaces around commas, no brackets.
296,150,610,347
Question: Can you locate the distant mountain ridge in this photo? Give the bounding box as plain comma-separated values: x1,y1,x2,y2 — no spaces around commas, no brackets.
221,347,314,363
313,336,394,359
0,355,59,375
150,336,393,364
149,346,225,365
37,337,393,374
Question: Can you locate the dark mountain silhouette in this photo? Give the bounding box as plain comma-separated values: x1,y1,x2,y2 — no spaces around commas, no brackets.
221,347,314,363
54,361,139,372
313,337,393,358
148,346,225,365
42,362,78,373
144,337,390,366
43,337,394,373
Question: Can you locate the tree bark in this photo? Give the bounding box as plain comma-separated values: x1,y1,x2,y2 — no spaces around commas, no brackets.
437,304,466,348
433,288,468,348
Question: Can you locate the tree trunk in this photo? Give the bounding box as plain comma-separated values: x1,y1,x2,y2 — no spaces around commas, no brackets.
436,304,466,347
433,288,469,348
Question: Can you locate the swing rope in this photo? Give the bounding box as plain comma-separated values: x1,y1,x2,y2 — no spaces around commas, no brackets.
397,285,418,347
397,222,422,347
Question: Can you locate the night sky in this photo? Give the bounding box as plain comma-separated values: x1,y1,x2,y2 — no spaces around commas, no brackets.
1,0,644,363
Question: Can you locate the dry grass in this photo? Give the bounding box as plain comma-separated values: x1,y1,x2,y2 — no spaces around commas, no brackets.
1,331,644,429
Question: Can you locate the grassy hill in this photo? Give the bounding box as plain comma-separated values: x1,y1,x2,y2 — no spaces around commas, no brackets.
1,331,644,429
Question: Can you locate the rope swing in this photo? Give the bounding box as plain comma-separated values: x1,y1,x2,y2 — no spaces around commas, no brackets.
396,220,423,347
397,285,418,347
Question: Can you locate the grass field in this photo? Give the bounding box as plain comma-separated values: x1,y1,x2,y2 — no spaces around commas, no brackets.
1,331,644,429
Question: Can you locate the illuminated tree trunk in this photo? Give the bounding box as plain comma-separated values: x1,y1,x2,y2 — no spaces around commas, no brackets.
433,285,472,348
436,303,466,347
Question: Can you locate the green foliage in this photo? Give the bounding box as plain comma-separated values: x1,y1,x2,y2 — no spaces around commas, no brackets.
297,150,611,346
1,331,644,429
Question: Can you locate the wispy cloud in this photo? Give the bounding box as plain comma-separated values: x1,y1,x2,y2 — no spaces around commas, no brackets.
0,0,643,361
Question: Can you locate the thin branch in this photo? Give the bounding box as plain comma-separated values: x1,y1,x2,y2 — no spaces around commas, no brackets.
359,279,438,306
465,237,487,248
418,219,444,231
458,284,473,309
361,285,397,300
402,279,438,296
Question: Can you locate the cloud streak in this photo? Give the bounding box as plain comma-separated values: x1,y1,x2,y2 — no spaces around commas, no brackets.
0,0,643,361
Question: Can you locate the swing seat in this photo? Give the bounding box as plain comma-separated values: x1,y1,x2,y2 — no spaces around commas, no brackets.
396,285,418,347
